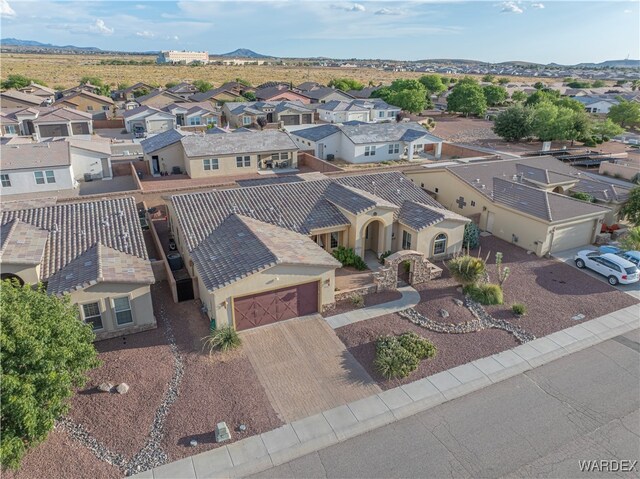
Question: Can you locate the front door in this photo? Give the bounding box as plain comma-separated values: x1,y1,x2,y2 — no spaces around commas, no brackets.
318,143,324,159
152,156,160,174
486,212,495,233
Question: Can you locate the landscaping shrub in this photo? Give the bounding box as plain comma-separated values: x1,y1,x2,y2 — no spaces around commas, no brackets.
582,138,597,147
351,293,365,308
403,260,411,273
512,303,527,316
332,246,367,270
571,192,596,203
495,252,511,286
447,255,486,286
463,283,504,305
462,222,481,249
397,332,437,360
374,333,436,379
202,326,241,354
620,226,640,251
378,250,392,264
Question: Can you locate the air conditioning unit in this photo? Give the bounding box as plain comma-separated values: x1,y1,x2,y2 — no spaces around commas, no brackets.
326,154,335,161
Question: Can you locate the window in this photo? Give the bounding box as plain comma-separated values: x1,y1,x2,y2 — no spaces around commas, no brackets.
388,143,399,154
1,174,10,187
5,125,16,134
388,111,394,117
378,111,385,118
365,146,376,156
203,158,218,170
236,156,250,167
87,105,94,111
243,116,252,125
102,105,109,111
402,230,412,249
82,302,103,330
471,201,476,207
271,153,279,160
435,188,439,193
34,171,55,185
113,297,133,325
330,231,339,248
280,152,289,160
434,233,447,255
45,170,56,183
206,117,217,125
189,116,201,126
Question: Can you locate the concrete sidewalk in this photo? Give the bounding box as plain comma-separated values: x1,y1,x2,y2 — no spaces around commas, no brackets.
135,304,639,479
325,285,420,329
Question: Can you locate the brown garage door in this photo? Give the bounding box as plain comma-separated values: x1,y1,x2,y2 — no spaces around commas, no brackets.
233,282,319,331
281,114,300,126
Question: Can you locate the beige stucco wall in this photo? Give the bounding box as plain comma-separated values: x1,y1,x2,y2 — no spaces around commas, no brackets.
185,149,298,178
69,282,155,340
0,263,41,284
59,96,112,114
203,263,336,328
144,141,186,175
416,219,467,259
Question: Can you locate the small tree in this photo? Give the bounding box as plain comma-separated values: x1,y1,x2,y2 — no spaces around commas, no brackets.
592,118,624,141
620,187,640,226
242,91,257,101
165,81,179,89
619,227,640,251
1,74,46,90
608,100,640,129
328,78,364,92
418,74,447,95
1,281,100,469
510,91,528,103
497,77,510,86
446,82,487,117
462,222,481,249
483,85,508,106
193,79,213,93
493,105,534,142
482,74,496,83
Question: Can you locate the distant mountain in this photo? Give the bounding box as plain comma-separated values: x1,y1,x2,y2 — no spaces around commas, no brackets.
218,48,272,58
574,59,640,68
1,38,102,51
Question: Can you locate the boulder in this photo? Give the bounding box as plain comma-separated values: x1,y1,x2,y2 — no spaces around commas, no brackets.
439,309,450,318
452,298,464,307
116,383,130,394
98,382,113,393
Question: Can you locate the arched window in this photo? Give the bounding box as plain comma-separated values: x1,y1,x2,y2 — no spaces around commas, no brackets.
433,233,447,255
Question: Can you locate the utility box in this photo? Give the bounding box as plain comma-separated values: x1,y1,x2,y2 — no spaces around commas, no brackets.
215,422,231,443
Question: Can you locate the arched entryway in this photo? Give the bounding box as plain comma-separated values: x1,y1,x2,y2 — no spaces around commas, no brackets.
373,250,443,291
361,218,386,262
1,273,24,286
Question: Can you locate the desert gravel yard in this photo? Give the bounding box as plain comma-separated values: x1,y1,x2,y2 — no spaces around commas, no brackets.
336,236,639,390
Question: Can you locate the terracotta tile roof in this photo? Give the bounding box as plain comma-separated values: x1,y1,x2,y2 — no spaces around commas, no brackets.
0,90,44,106
0,197,152,288
0,219,49,264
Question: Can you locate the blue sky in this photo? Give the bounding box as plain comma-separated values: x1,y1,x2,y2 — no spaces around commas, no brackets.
1,1,638,64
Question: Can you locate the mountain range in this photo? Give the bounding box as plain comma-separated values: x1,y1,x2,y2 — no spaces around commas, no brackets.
0,38,638,68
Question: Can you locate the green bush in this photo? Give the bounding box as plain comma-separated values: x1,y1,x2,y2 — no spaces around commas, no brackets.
374,333,436,379
463,283,504,305
583,138,597,147
512,303,527,316
351,294,365,308
571,192,596,203
398,332,437,360
378,250,392,264
463,222,481,249
202,326,241,354
332,246,367,271
447,255,486,286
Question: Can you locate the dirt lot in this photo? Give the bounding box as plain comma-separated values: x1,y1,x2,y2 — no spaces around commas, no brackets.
336,235,639,390
6,282,282,478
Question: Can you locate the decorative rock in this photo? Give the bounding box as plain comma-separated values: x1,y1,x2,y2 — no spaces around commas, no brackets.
215,422,231,443
439,309,450,318
189,439,198,447
456,287,463,293
98,382,113,393
116,383,129,395
452,298,464,307
571,314,586,321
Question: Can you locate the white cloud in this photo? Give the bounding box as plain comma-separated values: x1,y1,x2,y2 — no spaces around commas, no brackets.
136,30,154,38
1,0,16,18
375,7,403,16
330,3,366,12
500,1,524,14
531,3,544,8
134,4,146,9
165,35,179,41
624,8,632,13
90,18,114,35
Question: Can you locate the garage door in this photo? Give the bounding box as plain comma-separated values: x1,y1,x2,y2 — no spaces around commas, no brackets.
550,220,596,253
233,281,319,331
281,115,300,126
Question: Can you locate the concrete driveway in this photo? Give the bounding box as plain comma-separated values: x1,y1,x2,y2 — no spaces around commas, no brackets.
241,315,382,423
553,247,640,300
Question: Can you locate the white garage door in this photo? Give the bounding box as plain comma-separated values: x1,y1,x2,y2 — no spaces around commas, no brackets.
147,120,173,133
551,220,596,253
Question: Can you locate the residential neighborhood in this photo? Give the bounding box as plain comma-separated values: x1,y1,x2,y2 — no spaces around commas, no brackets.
0,2,639,479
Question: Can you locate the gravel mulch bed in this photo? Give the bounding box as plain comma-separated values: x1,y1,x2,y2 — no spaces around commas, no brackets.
157,283,283,462
327,291,404,317
3,430,121,479
66,314,174,462
413,269,477,325
472,236,639,338
336,313,518,390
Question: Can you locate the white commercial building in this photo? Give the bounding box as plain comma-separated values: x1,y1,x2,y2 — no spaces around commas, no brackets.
157,50,209,64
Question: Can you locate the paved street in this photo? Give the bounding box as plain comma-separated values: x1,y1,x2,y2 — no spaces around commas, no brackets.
250,330,640,479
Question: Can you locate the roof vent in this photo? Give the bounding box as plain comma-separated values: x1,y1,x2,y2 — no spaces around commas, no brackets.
84,261,92,266
65,273,74,280
16,239,26,245
237,232,245,237
125,268,135,274
475,178,480,183
481,185,486,189
512,175,518,181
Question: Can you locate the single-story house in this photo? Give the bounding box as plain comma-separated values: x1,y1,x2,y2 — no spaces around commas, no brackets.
0,196,155,340
123,106,176,134
17,83,56,103
573,96,619,114
53,90,114,115
290,121,444,163
164,101,221,128
132,89,185,109
0,90,45,109
222,100,314,128
189,86,245,105
0,141,78,195
0,106,93,141
166,171,468,330
353,99,402,122
316,100,370,124
58,82,102,98
254,85,311,104
167,82,199,99
302,86,354,104
405,156,612,255
111,82,155,102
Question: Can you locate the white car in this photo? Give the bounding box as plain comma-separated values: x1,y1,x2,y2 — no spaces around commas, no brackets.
574,250,640,285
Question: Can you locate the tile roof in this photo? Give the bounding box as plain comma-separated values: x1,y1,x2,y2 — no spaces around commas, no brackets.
0,219,49,264
190,87,243,102
397,201,446,231
254,86,310,101
54,89,114,105
134,89,183,104
122,105,174,120
290,124,341,142
571,178,632,203
191,214,340,291
514,163,576,185
141,128,188,154
317,100,369,112
0,197,152,289
236,175,303,187
0,106,92,124
181,130,298,157
0,90,44,106
1,142,71,170
303,87,354,101
339,122,442,144
65,138,112,156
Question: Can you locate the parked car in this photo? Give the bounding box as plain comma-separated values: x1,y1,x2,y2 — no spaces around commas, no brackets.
598,246,640,267
574,250,640,285
598,245,621,254
133,125,146,138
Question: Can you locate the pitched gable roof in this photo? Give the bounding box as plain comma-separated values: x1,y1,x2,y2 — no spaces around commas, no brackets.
181,130,298,157
1,141,71,170
0,219,49,265
141,128,188,154
0,90,44,106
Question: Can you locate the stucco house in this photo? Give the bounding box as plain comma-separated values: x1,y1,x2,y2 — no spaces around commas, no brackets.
0,90,45,109
0,196,155,340
574,96,619,114
123,106,177,135
406,156,613,256
53,90,114,115
164,101,221,128
316,101,370,124
290,121,444,163
111,82,155,102
302,86,354,104
132,89,185,109
222,100,314,128
0,106,93,141
190,86,245,105
254,85,312,104
16,83,56,103
166,82,199,99
166,171,468,330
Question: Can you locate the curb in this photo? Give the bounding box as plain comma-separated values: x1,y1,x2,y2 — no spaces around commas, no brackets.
135,305,640,479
